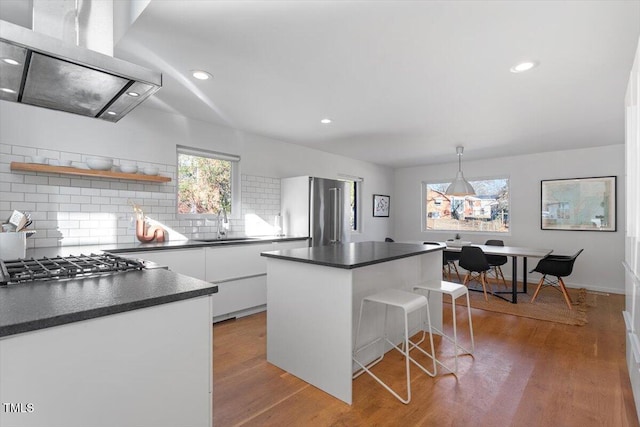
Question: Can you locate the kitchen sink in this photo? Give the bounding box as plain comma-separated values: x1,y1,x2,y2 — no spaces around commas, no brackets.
193,237,261,243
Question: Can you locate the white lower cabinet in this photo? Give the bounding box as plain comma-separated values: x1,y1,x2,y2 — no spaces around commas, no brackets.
120,240,308,322
0,296,212,427
212,275,266,317
207,240,308,321
120,247,206,281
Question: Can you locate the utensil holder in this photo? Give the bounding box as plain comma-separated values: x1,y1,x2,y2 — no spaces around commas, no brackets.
0,232,27,260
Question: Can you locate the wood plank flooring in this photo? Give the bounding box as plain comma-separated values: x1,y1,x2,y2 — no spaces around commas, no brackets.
213,291,638,426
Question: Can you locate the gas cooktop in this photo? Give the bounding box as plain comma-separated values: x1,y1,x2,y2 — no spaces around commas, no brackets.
0,253,146,286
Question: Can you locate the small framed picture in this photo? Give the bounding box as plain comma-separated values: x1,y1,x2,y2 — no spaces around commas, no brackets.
373,194,390,217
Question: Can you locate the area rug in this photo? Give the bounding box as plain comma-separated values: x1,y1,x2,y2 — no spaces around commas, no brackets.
443,285,596,326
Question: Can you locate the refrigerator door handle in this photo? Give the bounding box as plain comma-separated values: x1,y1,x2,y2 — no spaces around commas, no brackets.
329,187,342,243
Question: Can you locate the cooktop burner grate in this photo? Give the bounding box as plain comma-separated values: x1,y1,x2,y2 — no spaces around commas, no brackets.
0,253,145,286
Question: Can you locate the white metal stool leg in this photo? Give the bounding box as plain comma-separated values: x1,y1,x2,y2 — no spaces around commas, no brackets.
413,281,475,375
465,290,475,355
352,289,438,404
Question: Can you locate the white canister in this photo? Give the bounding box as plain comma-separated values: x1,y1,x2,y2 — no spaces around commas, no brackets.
0,232,27,260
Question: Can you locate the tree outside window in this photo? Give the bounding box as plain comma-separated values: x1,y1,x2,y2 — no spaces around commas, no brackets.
177,147,237,215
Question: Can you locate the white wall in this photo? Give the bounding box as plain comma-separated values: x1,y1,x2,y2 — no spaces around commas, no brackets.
0,102,394,244
393,145,625,294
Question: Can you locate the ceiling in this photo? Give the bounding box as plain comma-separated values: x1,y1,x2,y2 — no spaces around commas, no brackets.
8,1,640,168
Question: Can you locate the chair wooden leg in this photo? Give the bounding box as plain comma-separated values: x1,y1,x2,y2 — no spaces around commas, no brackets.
443,265,449,281
489,267,497,286
487,267,496,283
530,276,545,303
450,261,462,282
480,272,489,302
497,266,507,288
558,277,573,310
462,273,470,287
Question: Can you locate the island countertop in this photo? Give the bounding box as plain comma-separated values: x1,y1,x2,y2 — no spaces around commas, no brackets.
260,241,443,269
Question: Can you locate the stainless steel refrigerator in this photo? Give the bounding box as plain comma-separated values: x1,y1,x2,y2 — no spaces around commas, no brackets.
281,176,350,246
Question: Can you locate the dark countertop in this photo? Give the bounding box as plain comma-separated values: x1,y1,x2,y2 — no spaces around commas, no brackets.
261,241,443,269
1,235,306,338
24,235,309,258
0,269,218,338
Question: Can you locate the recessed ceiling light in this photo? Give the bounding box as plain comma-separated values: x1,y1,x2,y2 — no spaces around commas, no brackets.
191,70,212,80
510,61,538,73
1,58,20,65
127,91,140,97
106,111,117,116
0,88,17,94
320,118,332,124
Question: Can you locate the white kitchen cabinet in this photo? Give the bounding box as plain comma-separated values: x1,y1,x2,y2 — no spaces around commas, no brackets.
120,240,308,321
206,243,269,282
121,247,206,281
0,296,212,427
207,240,308,321
625,36,640,422
211,275,266,317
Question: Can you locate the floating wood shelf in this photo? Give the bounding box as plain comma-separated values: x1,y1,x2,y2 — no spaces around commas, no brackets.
10,162,172,183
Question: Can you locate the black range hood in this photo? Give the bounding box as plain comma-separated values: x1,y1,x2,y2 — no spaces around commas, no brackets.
0,19,161,123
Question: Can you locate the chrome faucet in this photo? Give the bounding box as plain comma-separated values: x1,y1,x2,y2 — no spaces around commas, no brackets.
216,210,228,239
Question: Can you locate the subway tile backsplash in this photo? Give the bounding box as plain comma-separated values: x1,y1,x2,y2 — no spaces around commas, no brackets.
0,144,281,248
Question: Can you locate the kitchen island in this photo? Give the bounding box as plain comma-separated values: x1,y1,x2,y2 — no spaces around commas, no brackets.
261,241,443,404
0,266,218,427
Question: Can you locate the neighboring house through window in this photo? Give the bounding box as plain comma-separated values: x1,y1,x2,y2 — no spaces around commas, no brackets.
423,177,510,233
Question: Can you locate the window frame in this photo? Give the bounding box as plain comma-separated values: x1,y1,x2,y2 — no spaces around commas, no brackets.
339,174,363,234
421,175,511,234
176,145,241,219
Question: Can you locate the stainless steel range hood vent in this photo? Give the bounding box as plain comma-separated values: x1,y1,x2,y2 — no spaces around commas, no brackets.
0,20,161,122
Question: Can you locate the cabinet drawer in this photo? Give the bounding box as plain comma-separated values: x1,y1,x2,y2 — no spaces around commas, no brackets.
119,248,206,281
211,275,266,317
269,240,309,251
206,244,271,282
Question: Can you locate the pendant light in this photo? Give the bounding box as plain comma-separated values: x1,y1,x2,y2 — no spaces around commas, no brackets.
445,146,475,196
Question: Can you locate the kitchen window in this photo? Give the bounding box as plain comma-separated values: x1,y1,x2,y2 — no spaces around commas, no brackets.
340,175,362,233
349,180,359,232
422,177,510,233
177,146,240,217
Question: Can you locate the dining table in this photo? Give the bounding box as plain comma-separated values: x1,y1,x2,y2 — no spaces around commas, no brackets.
440,243,553,303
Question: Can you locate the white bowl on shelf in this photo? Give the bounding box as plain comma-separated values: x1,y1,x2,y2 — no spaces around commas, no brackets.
143,166,159,176
74,162,89,170
119,164,138,174
31,156,47,164
86,157,113,171
58,159,73,167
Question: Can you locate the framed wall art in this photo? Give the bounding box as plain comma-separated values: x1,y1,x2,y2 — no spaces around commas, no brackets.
373,194,390,217
541,176,616,231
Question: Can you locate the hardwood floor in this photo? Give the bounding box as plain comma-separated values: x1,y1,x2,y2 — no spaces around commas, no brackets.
213,292,638,426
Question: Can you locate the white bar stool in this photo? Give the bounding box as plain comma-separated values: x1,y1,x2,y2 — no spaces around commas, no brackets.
413,281,475,374
352,289,437,404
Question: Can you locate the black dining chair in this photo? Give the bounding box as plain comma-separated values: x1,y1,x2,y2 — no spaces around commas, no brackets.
485,239,508,288
424,241,461,282
530,249,584,310
458,246,492,301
